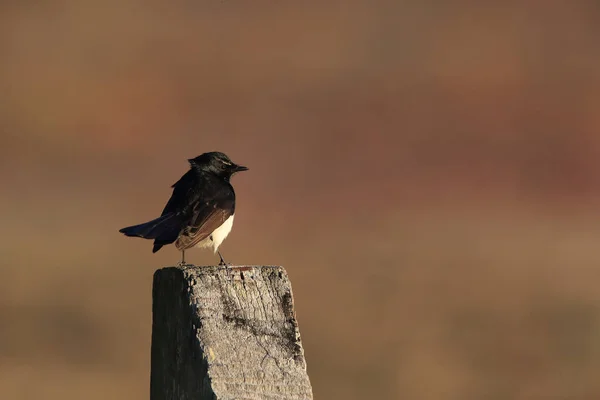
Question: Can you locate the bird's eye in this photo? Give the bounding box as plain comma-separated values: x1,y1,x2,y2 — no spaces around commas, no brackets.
221,160,232,166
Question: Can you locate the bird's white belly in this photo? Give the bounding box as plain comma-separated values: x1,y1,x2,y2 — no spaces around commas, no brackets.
195,214,235,252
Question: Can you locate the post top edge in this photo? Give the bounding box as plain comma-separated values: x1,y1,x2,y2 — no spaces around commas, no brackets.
156,265,285,273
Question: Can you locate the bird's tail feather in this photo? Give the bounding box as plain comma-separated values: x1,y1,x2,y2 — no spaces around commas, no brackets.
119,213,183,253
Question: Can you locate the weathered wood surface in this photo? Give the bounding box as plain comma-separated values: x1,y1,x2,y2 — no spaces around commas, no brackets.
150,265,313,400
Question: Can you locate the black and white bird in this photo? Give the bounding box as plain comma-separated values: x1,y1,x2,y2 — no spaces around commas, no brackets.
119,152,248,265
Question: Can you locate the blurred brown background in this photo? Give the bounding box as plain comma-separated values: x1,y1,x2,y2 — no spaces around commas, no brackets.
2,1,600,399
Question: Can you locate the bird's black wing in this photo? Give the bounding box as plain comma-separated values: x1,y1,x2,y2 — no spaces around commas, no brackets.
122,171,195,252
159,169,197,216
150,169,205,252
175,195,235,250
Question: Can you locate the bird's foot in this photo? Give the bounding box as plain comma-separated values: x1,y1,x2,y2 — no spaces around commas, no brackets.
176,250,188,267
217,250,230,268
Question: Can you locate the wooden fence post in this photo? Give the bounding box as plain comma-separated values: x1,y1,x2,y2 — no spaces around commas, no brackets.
150,265,313,400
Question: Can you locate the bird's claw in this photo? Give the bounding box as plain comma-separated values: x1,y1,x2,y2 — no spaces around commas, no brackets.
217,250,230,268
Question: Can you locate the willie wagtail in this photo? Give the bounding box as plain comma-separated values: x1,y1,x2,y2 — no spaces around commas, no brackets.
119,151,248,265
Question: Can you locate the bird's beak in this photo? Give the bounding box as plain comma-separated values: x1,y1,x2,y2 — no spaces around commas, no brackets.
233,164,249,172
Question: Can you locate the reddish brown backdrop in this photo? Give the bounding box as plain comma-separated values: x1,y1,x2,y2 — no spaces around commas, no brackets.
2,2,600,399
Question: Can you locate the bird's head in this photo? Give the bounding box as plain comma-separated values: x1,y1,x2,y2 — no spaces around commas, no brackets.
188,152,248,179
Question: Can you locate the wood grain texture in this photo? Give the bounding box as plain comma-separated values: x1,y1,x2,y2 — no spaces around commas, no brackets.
150,265,313,400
